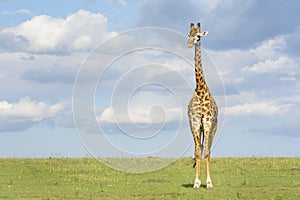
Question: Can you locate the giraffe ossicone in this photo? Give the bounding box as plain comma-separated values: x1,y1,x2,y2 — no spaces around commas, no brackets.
187,22,218,190
197,31,208,37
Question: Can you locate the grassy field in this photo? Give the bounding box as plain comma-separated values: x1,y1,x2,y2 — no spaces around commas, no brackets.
0,157,299,199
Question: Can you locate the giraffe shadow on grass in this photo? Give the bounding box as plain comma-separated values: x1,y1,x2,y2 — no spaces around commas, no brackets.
182,183,207,189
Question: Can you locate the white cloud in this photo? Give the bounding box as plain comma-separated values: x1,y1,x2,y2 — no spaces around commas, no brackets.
209,36,291,76
0,97,64,120
107,0,126,7
279,76,296,82
203,0,225,11
223,89,299,121
208,33,300,99
0,97,65,131
0,51,86,86
242,56,296,74
97,91,182,124
207,48,256,75
2,10,13,15
250,36,286,59
2,9,33,16
0,10,116,54
16,9,34,15
226,101,293,116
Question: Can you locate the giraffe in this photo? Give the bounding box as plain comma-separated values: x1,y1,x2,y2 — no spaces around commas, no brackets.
187,23,218,189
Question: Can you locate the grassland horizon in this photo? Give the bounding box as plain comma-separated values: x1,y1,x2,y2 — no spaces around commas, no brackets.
0,157,299,199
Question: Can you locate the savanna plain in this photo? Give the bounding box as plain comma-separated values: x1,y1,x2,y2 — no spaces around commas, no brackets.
0,157,299,199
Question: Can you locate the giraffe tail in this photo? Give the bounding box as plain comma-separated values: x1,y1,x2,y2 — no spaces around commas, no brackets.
192,127,204,168
192,157,196,168
200,130,204,152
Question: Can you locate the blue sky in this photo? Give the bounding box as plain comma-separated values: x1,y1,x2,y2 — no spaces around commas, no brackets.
0,0,300,159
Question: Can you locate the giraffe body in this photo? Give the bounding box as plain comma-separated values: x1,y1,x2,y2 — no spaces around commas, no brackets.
187,23,218,189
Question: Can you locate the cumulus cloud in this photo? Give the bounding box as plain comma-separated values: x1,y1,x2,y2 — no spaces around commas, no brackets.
208,35,290,79
97,91,182,124
0,97,65,132
0,10,116,54
208,31,300,98
1,6,298,140
226,101,294,116
242,56,296,74
250,36,287,59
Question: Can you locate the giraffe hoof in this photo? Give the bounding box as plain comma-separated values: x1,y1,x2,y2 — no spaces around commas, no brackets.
193,185,200,190
193,179,201,189
206,183,214,189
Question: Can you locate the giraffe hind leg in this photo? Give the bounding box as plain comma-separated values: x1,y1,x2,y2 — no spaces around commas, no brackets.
204,143,214,189
205,156,213,189
204,123,217,189
193,153,201,189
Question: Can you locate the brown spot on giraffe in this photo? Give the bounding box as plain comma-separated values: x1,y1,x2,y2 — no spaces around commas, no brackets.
187,22,218,190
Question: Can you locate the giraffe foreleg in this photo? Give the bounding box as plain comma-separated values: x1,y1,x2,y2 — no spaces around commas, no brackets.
193,133,202,189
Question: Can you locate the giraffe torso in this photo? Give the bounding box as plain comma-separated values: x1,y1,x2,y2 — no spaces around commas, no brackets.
188,89,218,132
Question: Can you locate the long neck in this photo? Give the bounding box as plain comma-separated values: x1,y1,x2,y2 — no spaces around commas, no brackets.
194,44,207,92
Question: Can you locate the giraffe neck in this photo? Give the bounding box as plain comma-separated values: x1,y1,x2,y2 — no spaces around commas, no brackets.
194,44,207,94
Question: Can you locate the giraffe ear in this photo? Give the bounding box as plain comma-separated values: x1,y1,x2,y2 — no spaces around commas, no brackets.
201,31,208,36
196,31,208,37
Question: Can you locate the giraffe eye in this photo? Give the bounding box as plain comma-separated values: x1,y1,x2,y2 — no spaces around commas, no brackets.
196,35,201,41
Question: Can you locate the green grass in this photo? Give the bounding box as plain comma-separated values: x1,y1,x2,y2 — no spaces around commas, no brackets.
0,157,299,199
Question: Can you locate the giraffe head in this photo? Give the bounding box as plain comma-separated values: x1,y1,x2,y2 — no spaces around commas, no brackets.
187,23,208,48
